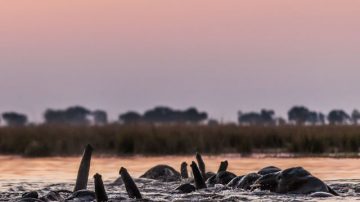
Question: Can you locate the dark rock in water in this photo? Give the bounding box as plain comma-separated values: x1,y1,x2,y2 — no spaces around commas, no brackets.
227,175,244,188
206,171,236,186
66,189,96,201
310,192,334,197
176,183,196,193
140,164,181,182
236,173,261,190
258,166,281,175
22,191,38,199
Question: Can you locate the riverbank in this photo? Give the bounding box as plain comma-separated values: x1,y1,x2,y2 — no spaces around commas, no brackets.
1,125,360,157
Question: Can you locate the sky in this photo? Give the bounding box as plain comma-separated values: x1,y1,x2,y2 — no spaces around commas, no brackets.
0,1,360,122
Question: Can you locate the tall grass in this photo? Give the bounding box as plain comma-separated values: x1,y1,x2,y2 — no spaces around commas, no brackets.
0,124,360,157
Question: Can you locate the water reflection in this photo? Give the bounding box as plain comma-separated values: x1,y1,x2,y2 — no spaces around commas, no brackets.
0,155,359,184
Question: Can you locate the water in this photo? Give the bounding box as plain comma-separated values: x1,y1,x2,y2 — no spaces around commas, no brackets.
1,155,360,201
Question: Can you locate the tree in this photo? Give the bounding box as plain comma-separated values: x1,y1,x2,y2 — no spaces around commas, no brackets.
327,110,350,125
238,111,262,125
65,106,91,124
351,109,360,125
288,106,310,125
238,109,275,126
44,106,91,125
139,106,208,124
2,112,28,126
260,109,275,125
92,110,108,125
143,106,175,123
119,111,142,124
318,113,326,125
306,111,319,125
44,109,66,124
182,107,208,123
207,119,219,126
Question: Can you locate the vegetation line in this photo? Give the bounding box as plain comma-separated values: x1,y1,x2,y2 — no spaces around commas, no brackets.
1,124,360,157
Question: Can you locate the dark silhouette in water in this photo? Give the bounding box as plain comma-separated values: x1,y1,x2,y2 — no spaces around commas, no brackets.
257,166,281,175
206,171,236,186
22,191,38,199
195,153,206,179
252,167,339,196
140,165,181,182
17,148,341,200
74,144,93,192
176,183,196,193
190,161,207,189
228,166,280,190
217,160,228,173
94,173,108,202
120,167,142,199
67,190,95,201
180,162,189,179
206,160,236,186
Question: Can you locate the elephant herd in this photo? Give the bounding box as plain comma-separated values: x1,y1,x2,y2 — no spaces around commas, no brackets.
18,144,339,201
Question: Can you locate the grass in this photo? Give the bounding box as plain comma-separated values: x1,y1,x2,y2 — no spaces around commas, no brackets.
0,124,360,157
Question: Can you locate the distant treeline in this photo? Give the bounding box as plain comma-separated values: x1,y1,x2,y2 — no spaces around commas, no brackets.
0,105,359,127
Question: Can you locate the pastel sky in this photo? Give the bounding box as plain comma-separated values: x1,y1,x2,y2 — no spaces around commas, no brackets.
0,1,360,122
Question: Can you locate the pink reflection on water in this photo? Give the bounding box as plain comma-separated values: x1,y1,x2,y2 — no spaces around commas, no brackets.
0,155,359,183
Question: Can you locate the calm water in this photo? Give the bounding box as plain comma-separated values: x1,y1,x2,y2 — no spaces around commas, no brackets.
1,155,360,183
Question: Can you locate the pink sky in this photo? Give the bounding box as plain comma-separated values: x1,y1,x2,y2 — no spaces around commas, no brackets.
0,1,360,122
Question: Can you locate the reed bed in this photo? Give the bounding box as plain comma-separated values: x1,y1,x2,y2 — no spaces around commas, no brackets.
0,124,360,157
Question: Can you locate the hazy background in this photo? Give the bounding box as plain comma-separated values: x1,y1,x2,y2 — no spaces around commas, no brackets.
0,0,359,122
